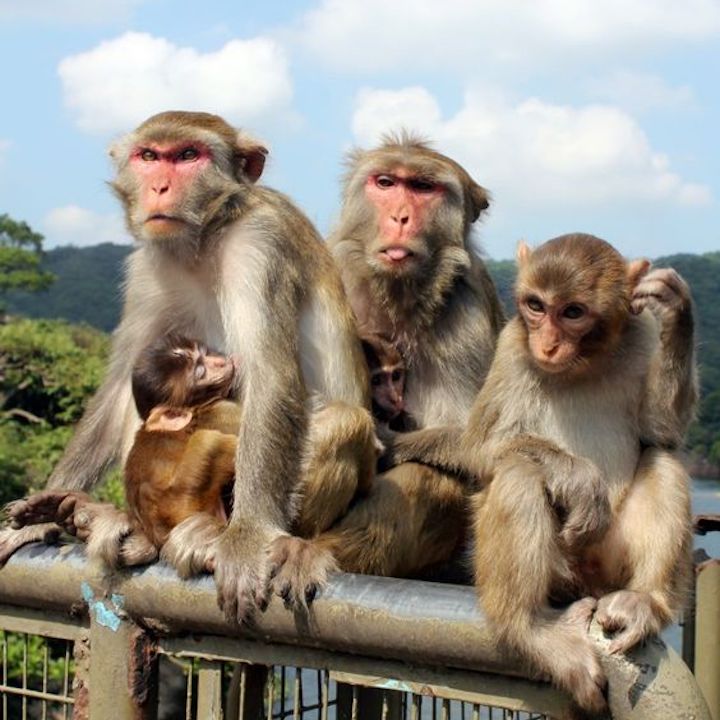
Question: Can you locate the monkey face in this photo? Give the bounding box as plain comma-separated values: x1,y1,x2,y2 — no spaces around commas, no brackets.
364,170,446,276
370,366,405,421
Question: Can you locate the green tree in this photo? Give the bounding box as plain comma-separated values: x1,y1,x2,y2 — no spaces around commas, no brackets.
0,318,124,505
0,214,54,309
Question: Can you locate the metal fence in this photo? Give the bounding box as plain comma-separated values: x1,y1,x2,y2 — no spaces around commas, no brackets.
0,543,715,720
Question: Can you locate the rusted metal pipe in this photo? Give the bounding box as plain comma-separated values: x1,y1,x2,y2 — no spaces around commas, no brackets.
0,543,712,720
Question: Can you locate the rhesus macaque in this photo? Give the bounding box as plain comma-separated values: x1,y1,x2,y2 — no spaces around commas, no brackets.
313,134,505,577
390,233,697,713
0,111,377,623
360,333,411,430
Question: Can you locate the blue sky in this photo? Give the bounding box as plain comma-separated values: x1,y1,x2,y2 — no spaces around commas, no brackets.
1,0,718,261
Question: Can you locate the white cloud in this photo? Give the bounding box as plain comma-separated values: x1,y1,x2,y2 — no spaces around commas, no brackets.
43,206,131,248
59,32,295,135
351,87,712,209
0,0,142,23
298,0,720,73
586,72,696,113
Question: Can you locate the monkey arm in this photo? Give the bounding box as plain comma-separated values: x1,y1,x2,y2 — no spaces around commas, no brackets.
634,269,698,448
479,434,612,549
385,426,471,480
48,257,163,490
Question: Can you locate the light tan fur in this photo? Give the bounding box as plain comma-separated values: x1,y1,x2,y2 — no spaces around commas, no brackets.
0,111,374,625
388,233,696,713
313,135,503,577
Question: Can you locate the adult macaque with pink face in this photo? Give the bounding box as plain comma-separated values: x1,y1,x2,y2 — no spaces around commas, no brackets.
0,111,377,625
310,134,505,578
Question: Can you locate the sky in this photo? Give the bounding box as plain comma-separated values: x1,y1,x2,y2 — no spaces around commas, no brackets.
0,0,718,261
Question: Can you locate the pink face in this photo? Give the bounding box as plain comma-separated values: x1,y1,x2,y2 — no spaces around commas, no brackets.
129,142,213,231
364,169,445,268
519,295,597,374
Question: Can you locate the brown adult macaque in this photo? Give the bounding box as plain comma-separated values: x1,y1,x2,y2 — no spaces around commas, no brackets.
360,333,411,430
390,233,697,713
313,134,505,577
0,111,376,624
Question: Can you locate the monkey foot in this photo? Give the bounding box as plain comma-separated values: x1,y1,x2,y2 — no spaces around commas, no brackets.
0,523,61,567
596,590,661,654
268,536,338,609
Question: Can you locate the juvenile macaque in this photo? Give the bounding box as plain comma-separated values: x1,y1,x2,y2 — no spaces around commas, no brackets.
312,134,504,577
0,111,376,623
360,333,411,430
390,233,696,713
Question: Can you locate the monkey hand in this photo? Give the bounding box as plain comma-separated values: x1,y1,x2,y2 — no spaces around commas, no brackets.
267,536,338,609
6,490,91,529
213,523,278,625
596,590,663,654
631,267,693,334
546,457,611,550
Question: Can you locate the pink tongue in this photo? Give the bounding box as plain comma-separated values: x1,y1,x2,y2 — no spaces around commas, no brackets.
386,247,409,261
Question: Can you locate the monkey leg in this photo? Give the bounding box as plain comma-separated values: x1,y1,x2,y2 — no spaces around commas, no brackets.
595,448,692,654
294,402,378,538
473,456,608,715
314,462,466,577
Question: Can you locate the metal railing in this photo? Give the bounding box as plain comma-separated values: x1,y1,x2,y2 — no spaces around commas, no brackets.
0,543,714,720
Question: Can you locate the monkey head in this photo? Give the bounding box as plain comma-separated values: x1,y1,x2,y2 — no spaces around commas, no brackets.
109,111,268,256
132,334,239,430
342,133,489,279
361,334,406,422
515,234,650,377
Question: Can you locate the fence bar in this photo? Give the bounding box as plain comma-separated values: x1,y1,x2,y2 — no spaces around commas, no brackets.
87,594,158,720
695,559,720,720
0,543,714,720
196,660,223,720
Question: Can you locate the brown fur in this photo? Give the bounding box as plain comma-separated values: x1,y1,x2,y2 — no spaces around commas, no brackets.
388,233,696,713
313,136,504,577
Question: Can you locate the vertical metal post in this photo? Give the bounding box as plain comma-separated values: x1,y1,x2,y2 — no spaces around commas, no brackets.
225,663,267,720
88,594,158,720
695,560,720,720
335,686,401,720
197,660,224,719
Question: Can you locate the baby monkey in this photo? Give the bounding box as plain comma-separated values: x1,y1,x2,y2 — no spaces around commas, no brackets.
360,333,413,431
8,335,240,570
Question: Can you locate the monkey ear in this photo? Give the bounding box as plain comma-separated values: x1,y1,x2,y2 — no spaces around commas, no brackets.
516,240,532,266
468,183,490,222
235,133,269,183
145,406,193,433
627,258,651,287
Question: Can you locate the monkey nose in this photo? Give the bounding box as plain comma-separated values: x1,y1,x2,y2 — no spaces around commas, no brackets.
391,214,410,225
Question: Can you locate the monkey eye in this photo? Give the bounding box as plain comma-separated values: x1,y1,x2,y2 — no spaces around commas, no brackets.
525,297,544,313
371,374,383,386
562,304,586,320
407,177,437,193
375,175,396,189
140,149,158,161
391,369,404,382
178,147,199,162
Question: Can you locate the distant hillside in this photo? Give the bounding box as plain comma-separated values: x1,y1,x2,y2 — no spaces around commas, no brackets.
6,243,720,470
5,243,132,332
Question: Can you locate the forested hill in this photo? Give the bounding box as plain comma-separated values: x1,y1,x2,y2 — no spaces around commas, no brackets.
5,244,720,466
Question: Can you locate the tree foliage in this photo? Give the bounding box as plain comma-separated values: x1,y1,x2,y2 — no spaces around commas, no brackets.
0,214,54,299
0,318,121,504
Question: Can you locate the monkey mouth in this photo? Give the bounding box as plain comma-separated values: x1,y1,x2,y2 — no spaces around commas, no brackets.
379,246,415,265
146,214,184,225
